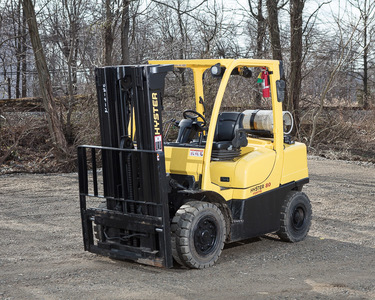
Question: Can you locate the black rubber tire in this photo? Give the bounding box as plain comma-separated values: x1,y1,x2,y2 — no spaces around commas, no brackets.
277,191,312,242
171,201,226,269
94,201,107,241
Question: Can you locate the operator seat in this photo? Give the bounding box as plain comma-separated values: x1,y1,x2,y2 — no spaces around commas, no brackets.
212,112,248,160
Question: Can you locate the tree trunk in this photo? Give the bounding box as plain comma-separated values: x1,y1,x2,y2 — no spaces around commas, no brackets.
266,0,288,110
362,0,369,109
289,0,304,131
7,77,11,98
21,11,27,98
250,0,266,106
121,0,131,65
62,0,79,144
350,0,374,108
177,2,186,86
22,0,68,155
255,0,266,58
266,0,283,60
16,2,22,98
104,0,114,65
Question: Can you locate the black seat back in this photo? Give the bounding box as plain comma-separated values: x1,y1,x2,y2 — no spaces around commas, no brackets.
213,112,247,151
214,112,242,142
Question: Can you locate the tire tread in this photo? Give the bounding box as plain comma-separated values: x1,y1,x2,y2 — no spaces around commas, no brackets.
277,191,312,242
171,201,226,269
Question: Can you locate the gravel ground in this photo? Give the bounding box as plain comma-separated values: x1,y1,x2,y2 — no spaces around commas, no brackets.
0,157,374,300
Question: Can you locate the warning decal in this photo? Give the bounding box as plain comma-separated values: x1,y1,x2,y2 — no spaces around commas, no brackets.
154,135,162,151
189,149,204,157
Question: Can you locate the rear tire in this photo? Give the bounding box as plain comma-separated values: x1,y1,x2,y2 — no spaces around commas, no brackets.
171,201,226,269
277,191,312,242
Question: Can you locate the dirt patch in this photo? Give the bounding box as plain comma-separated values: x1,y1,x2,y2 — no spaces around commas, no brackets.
0,158,374,299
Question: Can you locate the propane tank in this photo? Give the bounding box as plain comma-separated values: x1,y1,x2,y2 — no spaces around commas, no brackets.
242,110,293,134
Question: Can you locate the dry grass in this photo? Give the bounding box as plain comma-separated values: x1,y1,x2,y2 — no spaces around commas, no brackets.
300,106,375,162
0,94,100,174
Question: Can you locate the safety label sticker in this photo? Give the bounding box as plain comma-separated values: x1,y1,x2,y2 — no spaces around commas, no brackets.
154,135,162,151
189,149,204,157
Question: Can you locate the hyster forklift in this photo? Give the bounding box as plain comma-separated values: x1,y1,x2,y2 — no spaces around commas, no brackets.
78,59,312,269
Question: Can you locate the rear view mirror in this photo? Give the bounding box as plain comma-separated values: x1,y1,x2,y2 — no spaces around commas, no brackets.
276,80,285,102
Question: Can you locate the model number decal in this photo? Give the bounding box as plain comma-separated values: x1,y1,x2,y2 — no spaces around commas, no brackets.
189,149,204,157
102,84,109,113
251,182,271,195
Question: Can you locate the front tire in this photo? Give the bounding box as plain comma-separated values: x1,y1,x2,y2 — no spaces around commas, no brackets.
277,191,312,242
171,201,226,269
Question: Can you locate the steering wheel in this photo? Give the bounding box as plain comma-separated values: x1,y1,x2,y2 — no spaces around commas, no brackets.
182,109,207,127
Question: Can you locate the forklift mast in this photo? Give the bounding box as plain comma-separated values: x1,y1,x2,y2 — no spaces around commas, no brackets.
78,65,174,268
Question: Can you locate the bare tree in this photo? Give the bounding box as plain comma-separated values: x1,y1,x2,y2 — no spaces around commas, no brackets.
20,9,27,97
0,1,29,99
265,0,285,61
104,0,114,65
244,0,267,105
265,0,289,112
247,0,267,59
349,0,375,108
53,0,83,142
102,0,139,65
195,1,223,59
22,0,68,155
152,0,207,58
121,0,131,64
15,1,22,98
152,0,207,85
288,0,304,129
309,15,361,147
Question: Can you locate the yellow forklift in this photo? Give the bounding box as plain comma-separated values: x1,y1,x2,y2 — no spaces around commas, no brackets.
78,59,311,269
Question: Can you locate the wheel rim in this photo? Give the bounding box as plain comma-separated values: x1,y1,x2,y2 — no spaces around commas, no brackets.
291,205,306,230
194,216,218,255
